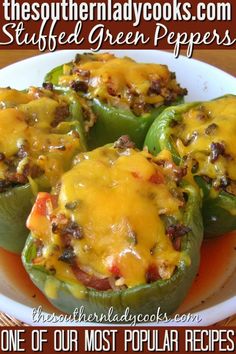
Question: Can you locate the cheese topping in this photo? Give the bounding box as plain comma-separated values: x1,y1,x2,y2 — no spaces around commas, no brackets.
0,109,27,157
58,53,186,114
0,88,33,107
29,147,188,289
172,96,236,187
0,88,82,188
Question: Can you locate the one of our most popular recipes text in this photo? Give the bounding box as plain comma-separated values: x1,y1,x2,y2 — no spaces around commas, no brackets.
0,329,235,352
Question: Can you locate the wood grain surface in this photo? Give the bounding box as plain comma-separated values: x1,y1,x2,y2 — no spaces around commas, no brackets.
0,50,235,76
0,49,235,327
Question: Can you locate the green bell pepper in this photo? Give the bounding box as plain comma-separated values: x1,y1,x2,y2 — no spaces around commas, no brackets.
22,145,203,320
0,184,34,254
195,176,236,237
44,53,187,149
144,95,236,237
0,88,87,254
87,98,183,149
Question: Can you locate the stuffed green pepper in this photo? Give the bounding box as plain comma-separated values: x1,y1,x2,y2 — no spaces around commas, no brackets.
22,137,203,319
0,87,86,253
145,95,236,237
45,53,187,149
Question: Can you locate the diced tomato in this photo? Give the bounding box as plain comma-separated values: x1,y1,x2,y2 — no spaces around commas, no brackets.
149,171,165,184
26,192,57,231
33,193,52,216
110,264,121,278
146,264,160,283
132,170,164,185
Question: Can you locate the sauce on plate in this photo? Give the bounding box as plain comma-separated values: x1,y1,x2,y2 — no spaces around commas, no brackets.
0,231,235,316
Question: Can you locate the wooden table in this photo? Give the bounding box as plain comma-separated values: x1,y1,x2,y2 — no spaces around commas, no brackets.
0,49,235,327
0,50,235,76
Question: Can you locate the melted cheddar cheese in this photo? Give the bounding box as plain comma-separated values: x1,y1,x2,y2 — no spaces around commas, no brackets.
0,88,82,187
173,96,236,187
0,88,33,107
59,53,186,113
29,147,188,290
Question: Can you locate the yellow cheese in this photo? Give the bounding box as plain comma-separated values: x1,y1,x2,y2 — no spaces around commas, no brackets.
54,147,183,287
28,130,80,186
44,263,86,299
174,96,236,185
59,53,183,110
44,276,60,299
0,109,28,156
66,283,86,299
0,88,81,186
0,88,33,107
19,96,59,129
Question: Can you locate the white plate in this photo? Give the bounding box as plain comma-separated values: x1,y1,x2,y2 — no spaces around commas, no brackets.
0,50,235,326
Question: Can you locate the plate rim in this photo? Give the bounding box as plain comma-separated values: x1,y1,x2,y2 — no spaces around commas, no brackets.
0,292,235,326
0,49,235,82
